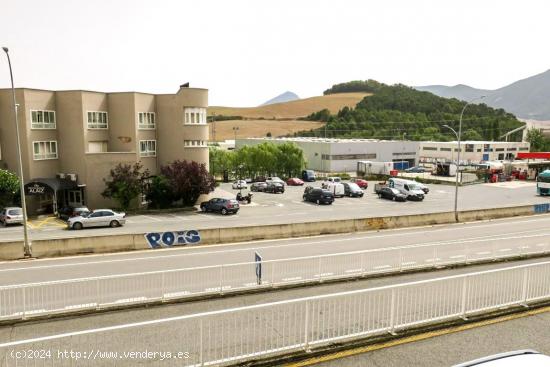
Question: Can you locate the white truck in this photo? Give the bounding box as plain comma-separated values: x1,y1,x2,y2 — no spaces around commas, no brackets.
357,161,394,176
323,182,345,198
388,178,425,201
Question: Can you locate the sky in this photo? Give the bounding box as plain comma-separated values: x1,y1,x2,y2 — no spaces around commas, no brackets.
1,0,549,107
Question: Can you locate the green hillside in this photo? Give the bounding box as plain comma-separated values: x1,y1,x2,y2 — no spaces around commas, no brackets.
299,81,524,142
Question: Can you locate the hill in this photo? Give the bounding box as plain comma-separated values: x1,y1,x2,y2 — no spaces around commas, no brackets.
209,119,324,141
260,91,299,106
415,69,550,120
301,80,524,141
208,92,369,120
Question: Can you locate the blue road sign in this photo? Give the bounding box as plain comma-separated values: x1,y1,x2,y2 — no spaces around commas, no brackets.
255,251,262,285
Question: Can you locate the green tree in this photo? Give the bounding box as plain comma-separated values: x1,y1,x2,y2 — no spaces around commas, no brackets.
0,169,20,207
161,160,216,206
145,175,174,209
526,128,549,152
102,162,148,210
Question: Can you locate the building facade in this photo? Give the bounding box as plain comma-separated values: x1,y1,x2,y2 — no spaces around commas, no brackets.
0,85,209,214
418,141,530,164
236,138,420,173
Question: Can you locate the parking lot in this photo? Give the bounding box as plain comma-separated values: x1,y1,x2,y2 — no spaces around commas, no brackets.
0,180,547,241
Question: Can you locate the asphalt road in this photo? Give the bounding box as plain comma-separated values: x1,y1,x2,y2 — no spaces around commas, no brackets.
312,305,550,367
1,257,549,366
0,180,546,241
1,214,550,285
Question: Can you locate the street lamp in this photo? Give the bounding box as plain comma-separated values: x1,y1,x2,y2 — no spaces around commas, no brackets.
2,47,31,257
401,132,407,170
443,95,485,222
232,126,239,146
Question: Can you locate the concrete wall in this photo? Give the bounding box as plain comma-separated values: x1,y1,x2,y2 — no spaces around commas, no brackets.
2,204,544,260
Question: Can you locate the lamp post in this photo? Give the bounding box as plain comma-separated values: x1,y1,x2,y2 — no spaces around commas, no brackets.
443,95,485,222
2,47,31,257
401,132,407,170
232,126,239,146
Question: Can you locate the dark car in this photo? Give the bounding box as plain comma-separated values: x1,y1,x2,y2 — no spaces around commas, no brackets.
343,182,364,197
200,198,240,215
58,206,90,221
265,182,285,194
405,166,427,173
301,170,316,182
303,187,334,205
378,187,407,201
250,182,268,192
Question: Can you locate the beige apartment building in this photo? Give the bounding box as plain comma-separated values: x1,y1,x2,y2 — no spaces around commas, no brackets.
0,84,209,214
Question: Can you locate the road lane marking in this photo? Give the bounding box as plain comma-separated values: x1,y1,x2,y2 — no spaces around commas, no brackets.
476,251,491,255
450,255,466,259
284,305,550,367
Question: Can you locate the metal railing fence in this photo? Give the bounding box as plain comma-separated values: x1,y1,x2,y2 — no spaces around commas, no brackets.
0,232,549,321
2,261,550,366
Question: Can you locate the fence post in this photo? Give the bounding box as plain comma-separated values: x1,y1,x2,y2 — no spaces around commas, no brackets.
304,300,310,351
317,257,323,283
271,262,275,287
360,252,366,277
199,318,204,366
398,248,403,272
219,265,224,295
21,286,26,319
389,288,396,335
96,278,101,310
432,246,438,268
521,268,529,307
460,276,468,320
161,272,166,301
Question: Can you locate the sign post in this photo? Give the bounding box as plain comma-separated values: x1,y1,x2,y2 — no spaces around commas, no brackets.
255,251,262,285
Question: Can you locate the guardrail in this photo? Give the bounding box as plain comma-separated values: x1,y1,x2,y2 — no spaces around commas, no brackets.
0,232,549,322
2,261,550,366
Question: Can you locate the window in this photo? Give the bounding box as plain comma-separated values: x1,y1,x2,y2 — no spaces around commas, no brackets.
31,110,56,129
495,148,505,152
465,144,474,153
138,112,155,129
33,141,58,160
184,140,207,148
184,108,206,125
507,147,517,151
422,147,437,151
440,148,452,151
87,111,108,129
519,147,529,151
139,140,156,157
88,141,108,153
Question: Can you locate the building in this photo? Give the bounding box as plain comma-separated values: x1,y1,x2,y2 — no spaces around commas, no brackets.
236,137,419,173
0,84,209,214
418,141,530,164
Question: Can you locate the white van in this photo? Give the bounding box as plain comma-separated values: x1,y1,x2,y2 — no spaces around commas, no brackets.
324,182,345,198
388,178,425,201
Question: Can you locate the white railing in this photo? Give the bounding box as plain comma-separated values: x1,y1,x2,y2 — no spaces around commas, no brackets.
0,232,549,321
1,261,550,366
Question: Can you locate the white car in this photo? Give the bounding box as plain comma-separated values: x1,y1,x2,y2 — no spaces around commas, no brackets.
68,209,126,230
266,177,285,185
0,207,23,226
232,180,248,189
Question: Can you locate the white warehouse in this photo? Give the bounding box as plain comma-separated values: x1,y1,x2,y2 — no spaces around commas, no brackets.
236,137,419,173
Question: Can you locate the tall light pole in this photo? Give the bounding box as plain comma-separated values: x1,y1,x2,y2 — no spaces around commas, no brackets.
401,132,406,170
232,126,239,148
443,95,485,222
2,47,31,257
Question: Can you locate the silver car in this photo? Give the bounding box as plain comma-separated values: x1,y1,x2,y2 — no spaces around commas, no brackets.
0,207,23,226
68,209,126,230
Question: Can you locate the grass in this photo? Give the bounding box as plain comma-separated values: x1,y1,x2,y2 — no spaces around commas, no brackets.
209,119,324,141
208,93,369,120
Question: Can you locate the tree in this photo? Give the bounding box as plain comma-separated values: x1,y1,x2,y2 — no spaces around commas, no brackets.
161,160,216,206
145,175,174,209
209,147,234,178
102,162,148,210
525,128,549,152
0,169,19,207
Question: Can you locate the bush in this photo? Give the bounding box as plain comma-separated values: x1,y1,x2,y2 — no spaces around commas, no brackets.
161,160,216,206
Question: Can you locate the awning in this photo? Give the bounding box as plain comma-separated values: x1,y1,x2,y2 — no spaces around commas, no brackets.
24,178,78,196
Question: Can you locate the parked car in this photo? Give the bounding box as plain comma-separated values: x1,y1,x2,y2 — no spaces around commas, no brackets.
58,205,90,221
0,207,23,226
323,182,345,198
68,209,126,230
232,180,248,189
377,187,407,201
250,182,268,192
405,166,427,173
323,177,342,185
200,198,240,215
343,182,364,197
388,178,425,201
350,178,369,189
303,187,334,205
286,177,304,186
265,182,285,193
302,169,316,182
266,177,285,185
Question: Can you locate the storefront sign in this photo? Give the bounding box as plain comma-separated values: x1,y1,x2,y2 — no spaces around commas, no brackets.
25,183,53,195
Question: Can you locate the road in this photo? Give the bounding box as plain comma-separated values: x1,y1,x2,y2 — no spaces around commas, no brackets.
0,180,546,241
309,304,550,367
1,214,550,285
1,257,549,366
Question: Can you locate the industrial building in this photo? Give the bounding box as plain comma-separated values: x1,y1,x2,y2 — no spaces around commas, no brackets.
418,141,530,164
0,84,209,214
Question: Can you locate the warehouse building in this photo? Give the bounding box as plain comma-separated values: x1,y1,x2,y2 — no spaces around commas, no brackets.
0,84,209,214
236,137,419,173
418,141,530,164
